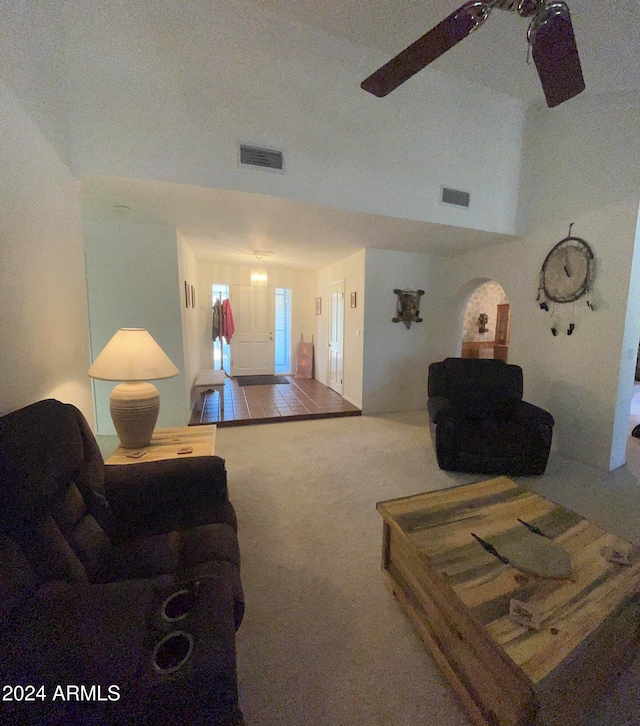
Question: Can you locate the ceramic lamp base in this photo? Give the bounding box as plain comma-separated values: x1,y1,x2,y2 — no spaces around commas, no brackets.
109,381,160,448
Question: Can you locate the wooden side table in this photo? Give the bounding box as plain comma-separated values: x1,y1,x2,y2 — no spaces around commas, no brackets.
104,425,216,464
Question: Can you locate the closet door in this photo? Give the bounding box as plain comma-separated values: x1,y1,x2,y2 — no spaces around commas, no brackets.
327,280,344,394
230,285,275,376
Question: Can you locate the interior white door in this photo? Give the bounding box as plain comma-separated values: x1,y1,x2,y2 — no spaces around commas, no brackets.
327,280,344,394
230,285,275,376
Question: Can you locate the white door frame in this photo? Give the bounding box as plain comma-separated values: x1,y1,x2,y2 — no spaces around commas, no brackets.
327,280,344,395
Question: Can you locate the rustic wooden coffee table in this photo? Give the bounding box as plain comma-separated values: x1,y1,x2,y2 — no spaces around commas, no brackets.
377,476,640,726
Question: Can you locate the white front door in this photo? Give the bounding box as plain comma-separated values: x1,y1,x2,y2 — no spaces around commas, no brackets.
230,285,275,376
327,280,344,394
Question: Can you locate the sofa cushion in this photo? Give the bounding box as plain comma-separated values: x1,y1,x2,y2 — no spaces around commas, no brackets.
492,396,521,423
17,515,89,585
103,523,240,582
51,482,112,578
0,399,116,534
0,399,86,491
0,457,61,527
0,535,37,622
429,358,524,420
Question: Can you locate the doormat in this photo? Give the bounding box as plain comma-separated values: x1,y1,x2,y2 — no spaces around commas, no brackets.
236,375,290,386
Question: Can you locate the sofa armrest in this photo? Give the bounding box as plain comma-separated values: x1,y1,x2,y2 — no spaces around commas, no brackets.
517,400,555,427
427,395,452,425
105,456,228,512
2,571,241,725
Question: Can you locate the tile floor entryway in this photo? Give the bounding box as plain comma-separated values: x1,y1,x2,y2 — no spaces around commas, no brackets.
189,375,361,427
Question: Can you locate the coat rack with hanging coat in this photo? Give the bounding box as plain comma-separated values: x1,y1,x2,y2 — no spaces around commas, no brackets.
537,224,595,336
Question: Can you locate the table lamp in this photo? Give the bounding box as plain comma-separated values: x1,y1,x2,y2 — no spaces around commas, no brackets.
88,328,179,448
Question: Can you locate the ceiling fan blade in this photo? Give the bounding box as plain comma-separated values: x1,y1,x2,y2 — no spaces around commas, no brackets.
531,4,585,108
361,4,482,98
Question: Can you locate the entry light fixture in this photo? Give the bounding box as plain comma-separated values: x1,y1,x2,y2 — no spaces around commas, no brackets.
251,250,271,287
87,328,179,448
251,268,268,286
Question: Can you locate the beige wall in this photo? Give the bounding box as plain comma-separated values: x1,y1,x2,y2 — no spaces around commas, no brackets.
0,81,93,423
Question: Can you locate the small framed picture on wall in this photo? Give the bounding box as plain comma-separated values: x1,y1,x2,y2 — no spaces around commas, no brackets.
350,292,357,308
315,297,322,315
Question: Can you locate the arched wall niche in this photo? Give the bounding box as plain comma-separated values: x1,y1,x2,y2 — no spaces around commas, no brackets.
454,278,510,359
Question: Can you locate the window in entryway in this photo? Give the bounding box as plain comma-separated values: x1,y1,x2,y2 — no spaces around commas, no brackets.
212,284,231,372
275,288,291,374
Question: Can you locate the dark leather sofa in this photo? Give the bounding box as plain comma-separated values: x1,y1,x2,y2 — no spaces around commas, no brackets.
0,399,244,725
427,358,554,476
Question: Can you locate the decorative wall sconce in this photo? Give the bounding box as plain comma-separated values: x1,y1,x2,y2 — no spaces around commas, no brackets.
392,289,425,329
477,313,488,334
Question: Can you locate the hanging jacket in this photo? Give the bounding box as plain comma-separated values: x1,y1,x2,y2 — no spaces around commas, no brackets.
221,298,235,343
212,299,222,341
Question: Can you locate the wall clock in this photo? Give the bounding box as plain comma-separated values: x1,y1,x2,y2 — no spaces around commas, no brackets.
539,234,595,304
537,227,595,336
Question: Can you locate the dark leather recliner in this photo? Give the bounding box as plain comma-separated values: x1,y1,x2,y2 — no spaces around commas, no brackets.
427,358,554,476
0,399,244,725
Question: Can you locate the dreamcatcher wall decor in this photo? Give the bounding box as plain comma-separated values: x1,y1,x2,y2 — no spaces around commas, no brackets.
537,224,595,336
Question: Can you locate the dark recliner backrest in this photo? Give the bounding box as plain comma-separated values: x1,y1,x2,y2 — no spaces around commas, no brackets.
0,400,116,586
428,358,524,416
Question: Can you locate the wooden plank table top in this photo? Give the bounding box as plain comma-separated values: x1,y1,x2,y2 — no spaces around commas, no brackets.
377,476,640,725
105,425,216,465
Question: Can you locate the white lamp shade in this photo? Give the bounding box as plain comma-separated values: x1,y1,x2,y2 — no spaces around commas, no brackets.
88,328,179,382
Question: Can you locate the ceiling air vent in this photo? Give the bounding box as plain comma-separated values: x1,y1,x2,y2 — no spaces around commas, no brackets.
239,144,284,171
440,186,470,209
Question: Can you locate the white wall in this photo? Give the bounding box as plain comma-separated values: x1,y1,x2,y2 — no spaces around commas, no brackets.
196,260,316,376
83,219,188,434
316,250,365,408
447,91,640,471
0,80,93,422
0,1,69,163
177,233,201,401
362,250,433,414
20,0,525,237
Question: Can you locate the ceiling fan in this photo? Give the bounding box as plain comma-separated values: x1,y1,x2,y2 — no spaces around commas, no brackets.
361,0,585,107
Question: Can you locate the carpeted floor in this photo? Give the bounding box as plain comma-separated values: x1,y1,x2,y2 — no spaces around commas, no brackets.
217,410,640,726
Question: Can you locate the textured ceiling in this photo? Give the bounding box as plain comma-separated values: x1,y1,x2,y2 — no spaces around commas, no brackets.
247,0,640,104
81,1,640,270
